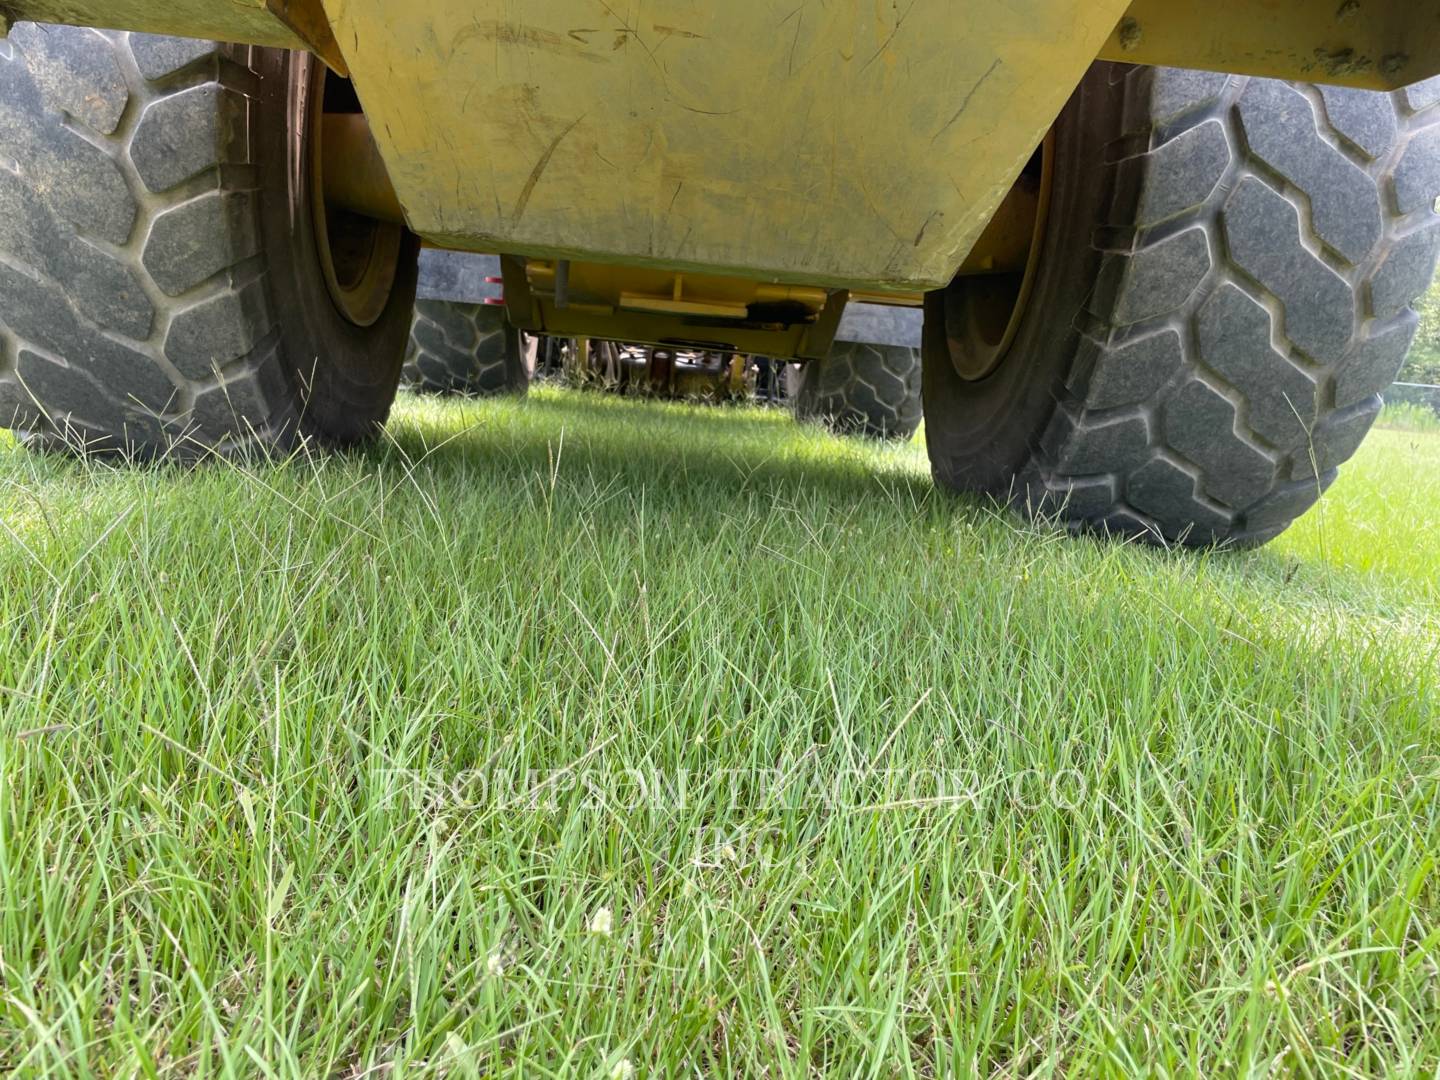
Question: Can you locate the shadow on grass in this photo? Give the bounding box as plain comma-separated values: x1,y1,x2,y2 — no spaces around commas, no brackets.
370,388,944,515
357,395,1440,642
14,389,1424,615
0,387,1298,585
373,394,1381,606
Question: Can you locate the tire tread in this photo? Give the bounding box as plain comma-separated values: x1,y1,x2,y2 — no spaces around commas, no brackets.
1035,66,1440,544
793,341,922,440
402,299,529,397
0,26,339,458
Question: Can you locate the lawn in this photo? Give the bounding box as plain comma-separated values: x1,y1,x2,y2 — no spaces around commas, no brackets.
1,388,1438,1077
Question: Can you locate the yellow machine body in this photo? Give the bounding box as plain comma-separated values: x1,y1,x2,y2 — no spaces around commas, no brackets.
319,0,1131,292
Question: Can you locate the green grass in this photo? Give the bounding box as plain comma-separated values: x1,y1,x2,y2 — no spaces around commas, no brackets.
2,387,1438,1077
1377,400,1440,435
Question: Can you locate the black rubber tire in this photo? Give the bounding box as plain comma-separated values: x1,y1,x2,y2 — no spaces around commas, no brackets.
0,26,419,458
793,341,922,440
923,63,1440,546
402,300,529,396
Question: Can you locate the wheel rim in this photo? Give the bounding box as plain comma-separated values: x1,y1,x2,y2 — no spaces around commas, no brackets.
941,134,1054,382
308,67,403,328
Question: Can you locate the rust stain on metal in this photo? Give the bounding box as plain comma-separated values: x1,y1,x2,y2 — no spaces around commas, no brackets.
912,210,940,247
512,114,585,223
1116,15,1142,51
1312,45,1372,76
931,58,1001,143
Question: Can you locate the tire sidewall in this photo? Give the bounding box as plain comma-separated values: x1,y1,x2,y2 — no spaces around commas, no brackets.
254,48,419,444
922,65,1127,494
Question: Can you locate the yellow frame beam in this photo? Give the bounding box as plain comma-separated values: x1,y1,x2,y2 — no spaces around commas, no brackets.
1100,0,1439,90
1,0,305,49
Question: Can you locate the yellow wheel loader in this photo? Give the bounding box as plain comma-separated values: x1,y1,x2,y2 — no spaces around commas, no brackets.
0,1,1437,545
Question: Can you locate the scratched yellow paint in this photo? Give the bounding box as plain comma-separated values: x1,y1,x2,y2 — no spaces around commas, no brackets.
320,0,1131,290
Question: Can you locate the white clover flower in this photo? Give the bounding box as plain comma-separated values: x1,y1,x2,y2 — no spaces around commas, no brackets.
588,905,614,936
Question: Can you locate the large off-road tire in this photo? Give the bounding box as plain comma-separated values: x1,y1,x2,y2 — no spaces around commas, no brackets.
793,341,922,440
0,25,419,458
924,64,1440,546
402,300,529,396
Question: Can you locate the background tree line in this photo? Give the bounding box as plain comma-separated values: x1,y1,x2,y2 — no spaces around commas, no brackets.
1410,275,1440,384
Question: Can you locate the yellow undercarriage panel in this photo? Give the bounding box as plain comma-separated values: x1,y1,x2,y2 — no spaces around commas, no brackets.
319,0,1132,292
